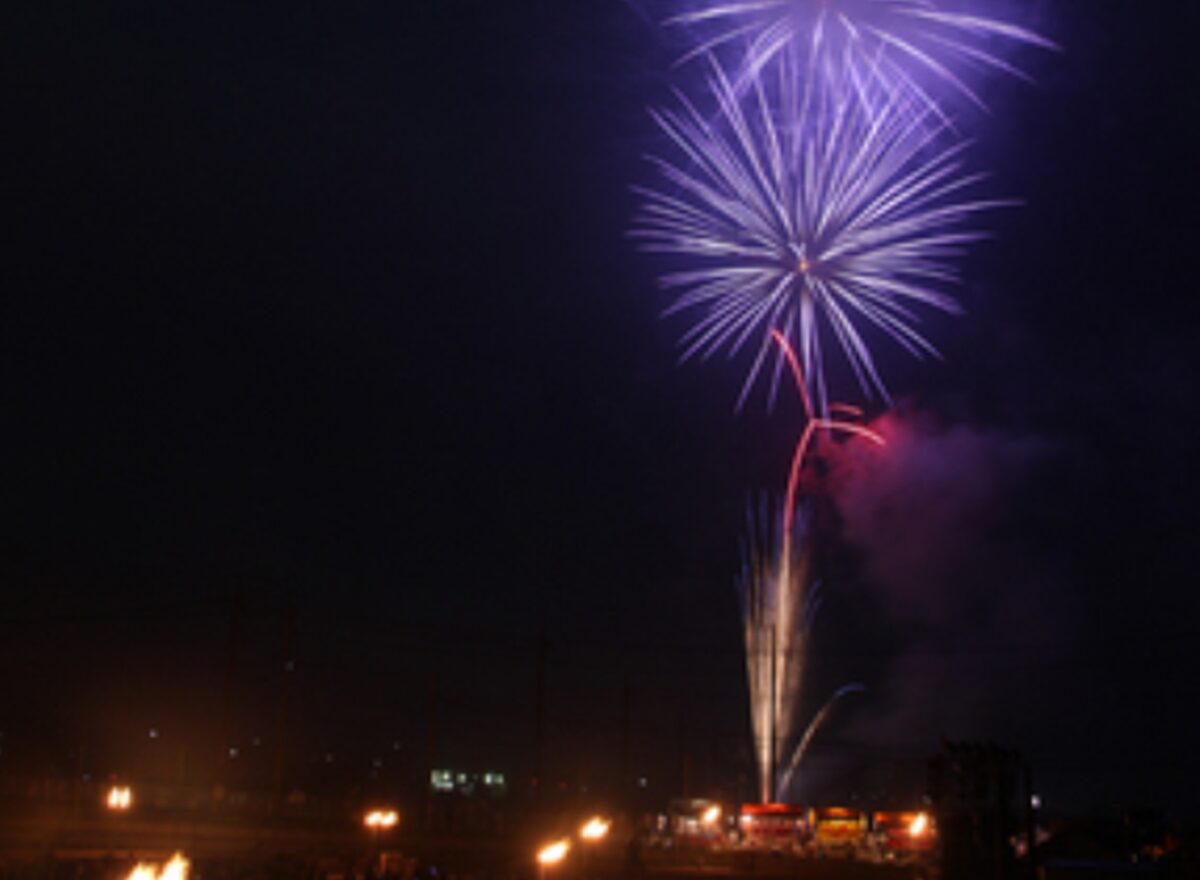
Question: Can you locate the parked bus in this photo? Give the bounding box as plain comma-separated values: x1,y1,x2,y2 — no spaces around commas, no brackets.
869,811,936,862
737,803,809,851
809,806,868,857
667,798,728,848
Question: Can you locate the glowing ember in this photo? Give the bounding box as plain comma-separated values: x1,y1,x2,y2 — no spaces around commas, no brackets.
537,840,570,866
580,817,611,841
125,853,188,880
106,785,132,810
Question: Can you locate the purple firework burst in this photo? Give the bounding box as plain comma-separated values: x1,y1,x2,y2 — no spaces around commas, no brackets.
633,59,1006,410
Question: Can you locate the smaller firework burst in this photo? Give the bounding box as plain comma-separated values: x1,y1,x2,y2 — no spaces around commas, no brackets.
634,56,1002,412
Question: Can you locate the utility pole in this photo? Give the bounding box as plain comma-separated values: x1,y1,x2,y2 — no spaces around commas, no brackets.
424,669,439,829
1024,761,1037,880
533,632,547,800
219,593,245,791
621,674,631,806
678,708,689,798
768,626,777,803
273,604,296,811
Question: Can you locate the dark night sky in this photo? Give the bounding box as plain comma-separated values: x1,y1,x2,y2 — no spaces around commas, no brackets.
3,2,1200,815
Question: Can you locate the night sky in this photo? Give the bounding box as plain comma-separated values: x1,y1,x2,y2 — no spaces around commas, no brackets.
3,2,1200,816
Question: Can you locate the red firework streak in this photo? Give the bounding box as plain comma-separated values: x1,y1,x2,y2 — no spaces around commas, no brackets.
770,328,885,551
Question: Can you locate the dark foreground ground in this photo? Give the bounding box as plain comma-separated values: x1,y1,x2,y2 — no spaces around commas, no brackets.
0,809,922,880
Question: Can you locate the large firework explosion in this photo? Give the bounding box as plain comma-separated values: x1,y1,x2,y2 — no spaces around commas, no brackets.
631,1,1049,802
634,58,999,412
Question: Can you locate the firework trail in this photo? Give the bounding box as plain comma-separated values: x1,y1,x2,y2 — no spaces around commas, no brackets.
738,333,882,802
778,683,866,797
667,0,1055,111
633,57,1002,412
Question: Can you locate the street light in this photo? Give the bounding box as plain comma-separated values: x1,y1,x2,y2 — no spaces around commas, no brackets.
364,809,400,875
577,817,608,874
537,837,571,880
909,813,930,838
701,805,721,826
106,785,132,811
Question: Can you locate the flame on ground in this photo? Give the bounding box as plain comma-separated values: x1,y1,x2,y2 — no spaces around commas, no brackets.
126,853,188,880
537,840,570,866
